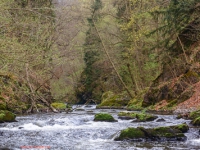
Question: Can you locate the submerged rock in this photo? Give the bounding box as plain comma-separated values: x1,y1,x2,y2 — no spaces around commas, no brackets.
115,123,189,141
0,110,16,123
94,113,117,122
156,118,165,122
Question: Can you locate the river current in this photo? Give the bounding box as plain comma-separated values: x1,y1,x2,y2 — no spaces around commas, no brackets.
0,105,200,150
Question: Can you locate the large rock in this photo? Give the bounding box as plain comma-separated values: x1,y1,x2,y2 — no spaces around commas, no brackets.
96,91,129,109
118,111,158,122
94,113,117,122
189,110,200,126
115,123,189,141
0,110,16,123
51,102,66,111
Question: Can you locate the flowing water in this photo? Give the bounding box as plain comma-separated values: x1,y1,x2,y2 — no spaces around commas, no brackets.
0,105,200,150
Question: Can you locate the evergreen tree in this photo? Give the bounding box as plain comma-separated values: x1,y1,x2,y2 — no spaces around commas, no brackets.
76,0,104,103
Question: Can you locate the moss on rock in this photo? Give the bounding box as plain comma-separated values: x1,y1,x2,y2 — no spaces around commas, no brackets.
189,110,200,120
174,123,189,133
135,113,158,122
0,110,16,123
189,109,200,126
51,102,66,110
115,127,145,141
118,112,136,120
118,111,158,122
97,91,129,109
94,113,117,122
191,117,200,126
115,123,188,141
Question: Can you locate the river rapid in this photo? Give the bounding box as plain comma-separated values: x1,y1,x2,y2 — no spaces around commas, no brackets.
0,105,200,150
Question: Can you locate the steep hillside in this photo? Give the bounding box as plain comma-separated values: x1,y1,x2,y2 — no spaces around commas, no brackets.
143,18,200,112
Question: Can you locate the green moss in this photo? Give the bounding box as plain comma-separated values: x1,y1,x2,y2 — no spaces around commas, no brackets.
102,91,114,101
127,98,143,111
94,113,116,122
51,102,66,110
0,103,6,110
115,124,187,141
174,123,189,133
167,99,178,108
151,126,183,138
191,117,200,126
118,112,136,118
97,91,129,108
115,127,145,141
189,110,200,119
0,110,16,122
135,113,158,122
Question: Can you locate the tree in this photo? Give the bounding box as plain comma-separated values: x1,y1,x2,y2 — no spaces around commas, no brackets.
0,0,59,112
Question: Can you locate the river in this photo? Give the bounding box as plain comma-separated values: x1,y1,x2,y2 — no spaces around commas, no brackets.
0,105,200,150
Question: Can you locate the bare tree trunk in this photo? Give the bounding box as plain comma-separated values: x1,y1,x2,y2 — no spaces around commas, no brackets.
127,63,137,94
25,64,58,113
25,63,38,113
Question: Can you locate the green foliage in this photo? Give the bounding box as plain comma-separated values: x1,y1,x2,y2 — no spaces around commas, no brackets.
94,113,116,122
0,0,57,113
151,0,200,48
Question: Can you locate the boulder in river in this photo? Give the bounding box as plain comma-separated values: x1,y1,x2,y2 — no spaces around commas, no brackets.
51,102,67,111
189,110,200,126
114,123,189,141
0,110,16,123
118,111,158,122
94,113,117,122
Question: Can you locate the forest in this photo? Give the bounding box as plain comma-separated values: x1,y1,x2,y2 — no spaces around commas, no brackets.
0,0,200,149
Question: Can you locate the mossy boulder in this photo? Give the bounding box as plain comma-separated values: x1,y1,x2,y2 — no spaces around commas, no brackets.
0,110,16,123
189,110,200,126
173,123,189,133
51,102,66,110
97,91,129,109
191,117,200,126
115,127,145,141
94,113,117,122
189,110,200,120
118,112,136,120
134,113,158,122
149,126,186,140
115,123,188,141
118,111,158,122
